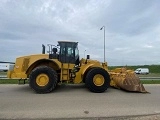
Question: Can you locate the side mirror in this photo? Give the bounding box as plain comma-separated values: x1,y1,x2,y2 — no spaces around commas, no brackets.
86,55,90,59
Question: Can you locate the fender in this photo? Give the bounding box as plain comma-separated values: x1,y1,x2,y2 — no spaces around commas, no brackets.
81,63,104,78
74,63,103,83
26,59,61,76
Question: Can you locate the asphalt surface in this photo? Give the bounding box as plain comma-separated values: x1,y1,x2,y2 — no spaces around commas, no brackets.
0,84,160,120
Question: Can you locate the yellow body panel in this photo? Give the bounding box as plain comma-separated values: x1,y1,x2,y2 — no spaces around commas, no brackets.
73,59,108,84
7,70,27,79
7,54,61,79
8,53,108,83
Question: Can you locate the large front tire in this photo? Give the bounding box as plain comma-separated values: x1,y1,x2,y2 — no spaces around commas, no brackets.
29,66,58,93
85,68,110,93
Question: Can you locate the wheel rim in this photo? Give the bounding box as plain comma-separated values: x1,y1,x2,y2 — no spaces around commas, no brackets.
93,74,105,86
36,74,49,87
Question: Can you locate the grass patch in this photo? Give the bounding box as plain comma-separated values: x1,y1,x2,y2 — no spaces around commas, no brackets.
141,80,160,84
109,65,160,73
137,73,160,77
0,79,28,84
0,79,19,84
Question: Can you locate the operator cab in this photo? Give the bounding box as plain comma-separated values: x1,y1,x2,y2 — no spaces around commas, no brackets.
48,41,79,64
58,41,79,64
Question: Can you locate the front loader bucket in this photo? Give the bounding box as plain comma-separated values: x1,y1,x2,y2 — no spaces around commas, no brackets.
109,68,148,93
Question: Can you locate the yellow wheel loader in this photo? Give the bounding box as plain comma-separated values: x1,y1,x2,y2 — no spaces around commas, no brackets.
7,41,147,93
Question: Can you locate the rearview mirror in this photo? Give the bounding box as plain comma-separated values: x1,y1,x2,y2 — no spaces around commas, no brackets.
87,55,90,59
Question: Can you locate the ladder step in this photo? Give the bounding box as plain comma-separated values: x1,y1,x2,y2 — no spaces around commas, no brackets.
61,63,70,81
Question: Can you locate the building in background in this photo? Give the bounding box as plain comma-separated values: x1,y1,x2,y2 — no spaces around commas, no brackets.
0,61,15,72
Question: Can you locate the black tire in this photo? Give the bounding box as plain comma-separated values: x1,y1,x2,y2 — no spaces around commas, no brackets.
85,67,110,93
29,66,58,93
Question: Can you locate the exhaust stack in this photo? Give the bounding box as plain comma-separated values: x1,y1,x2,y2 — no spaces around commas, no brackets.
42,44,45,54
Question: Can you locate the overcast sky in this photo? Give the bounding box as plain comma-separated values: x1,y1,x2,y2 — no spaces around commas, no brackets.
0,0,160,66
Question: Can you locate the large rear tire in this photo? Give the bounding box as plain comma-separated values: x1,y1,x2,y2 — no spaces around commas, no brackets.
85,67,110,93
29,66,58,93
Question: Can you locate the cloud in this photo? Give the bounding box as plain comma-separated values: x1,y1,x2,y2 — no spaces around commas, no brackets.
143,44,153,48
0,0,160,65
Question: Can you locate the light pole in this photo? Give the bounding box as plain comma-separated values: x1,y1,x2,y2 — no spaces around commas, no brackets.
100,26,105,62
